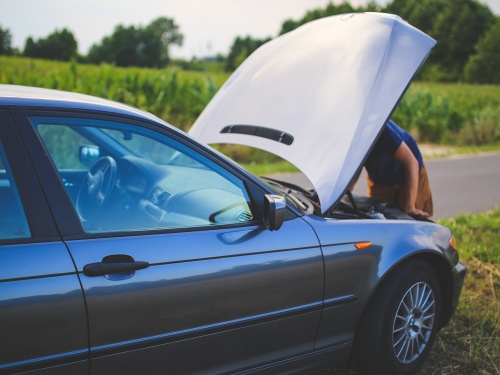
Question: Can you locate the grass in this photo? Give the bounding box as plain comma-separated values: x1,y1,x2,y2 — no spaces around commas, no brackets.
240,160,299,175
418,143,500,159
418,210,500,374
316,209,500,375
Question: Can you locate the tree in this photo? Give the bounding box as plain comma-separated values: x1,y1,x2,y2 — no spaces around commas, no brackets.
23,28,77,61
0,25,12,55
464,17,500,84
223,1,381,72
145,17,183,66
278,1,380,35
88,25,139,67
88,17,183,68
225,36,271,71
274,0,495,82
385,0,495,81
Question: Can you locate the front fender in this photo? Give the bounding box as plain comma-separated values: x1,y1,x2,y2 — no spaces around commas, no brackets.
301,215,457,349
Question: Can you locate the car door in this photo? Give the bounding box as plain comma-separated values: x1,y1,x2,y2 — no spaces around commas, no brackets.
0,111,88,374
15,111,324,374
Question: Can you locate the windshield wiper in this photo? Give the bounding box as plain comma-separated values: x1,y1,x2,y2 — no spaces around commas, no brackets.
285,189,308,211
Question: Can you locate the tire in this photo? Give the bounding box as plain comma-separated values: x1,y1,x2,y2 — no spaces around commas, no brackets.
355,259,442,375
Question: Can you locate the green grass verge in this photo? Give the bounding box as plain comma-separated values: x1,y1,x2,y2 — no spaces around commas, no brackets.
240,160,299,175
423,209,500,375
419,143,500,159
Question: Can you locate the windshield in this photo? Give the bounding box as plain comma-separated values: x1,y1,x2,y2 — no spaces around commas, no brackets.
259,177,317,215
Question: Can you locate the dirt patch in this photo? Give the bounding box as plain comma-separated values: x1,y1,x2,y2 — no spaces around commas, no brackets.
420,144,463,159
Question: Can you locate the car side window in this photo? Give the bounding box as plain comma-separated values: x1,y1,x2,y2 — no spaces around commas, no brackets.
31,117,255,234
0,140,31,239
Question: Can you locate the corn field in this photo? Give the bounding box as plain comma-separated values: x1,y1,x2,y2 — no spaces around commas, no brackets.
393,82,500,145
1,56,499,146
0,56,227,132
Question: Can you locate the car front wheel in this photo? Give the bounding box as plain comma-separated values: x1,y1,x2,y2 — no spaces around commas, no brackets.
355,259,442,375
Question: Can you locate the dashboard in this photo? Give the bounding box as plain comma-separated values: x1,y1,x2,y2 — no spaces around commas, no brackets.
107,155,254,231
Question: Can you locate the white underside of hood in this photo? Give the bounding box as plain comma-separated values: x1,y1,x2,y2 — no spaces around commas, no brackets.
189,13,436,212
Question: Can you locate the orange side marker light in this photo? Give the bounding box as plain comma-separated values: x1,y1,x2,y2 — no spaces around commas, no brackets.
449,235,457,250
355,242,372,250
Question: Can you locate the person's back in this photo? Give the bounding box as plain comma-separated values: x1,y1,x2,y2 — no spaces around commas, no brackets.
365,120,433,217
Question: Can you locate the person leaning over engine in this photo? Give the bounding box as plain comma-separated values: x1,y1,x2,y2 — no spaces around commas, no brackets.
364,119,433,218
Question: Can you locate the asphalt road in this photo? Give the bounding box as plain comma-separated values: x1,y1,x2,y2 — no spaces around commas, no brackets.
269,152,500,219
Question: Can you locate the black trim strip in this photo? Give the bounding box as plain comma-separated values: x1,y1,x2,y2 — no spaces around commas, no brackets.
0,349,88,374
221,125,294,145
112,244,323,270
0,271,76,284
323,295,359,309
91,302,322,358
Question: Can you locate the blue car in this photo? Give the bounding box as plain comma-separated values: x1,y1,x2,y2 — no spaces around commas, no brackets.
0,13,465,375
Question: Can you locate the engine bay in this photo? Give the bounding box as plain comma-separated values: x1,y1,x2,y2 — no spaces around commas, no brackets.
261,177,418,221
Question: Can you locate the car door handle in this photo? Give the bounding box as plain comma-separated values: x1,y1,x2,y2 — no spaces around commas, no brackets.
83,259,150,277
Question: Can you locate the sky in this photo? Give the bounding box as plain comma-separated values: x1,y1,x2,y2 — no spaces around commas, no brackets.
1,0,500,59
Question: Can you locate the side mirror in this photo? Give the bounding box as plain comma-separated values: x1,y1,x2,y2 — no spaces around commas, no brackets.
79,145,101,167
263,194,286,231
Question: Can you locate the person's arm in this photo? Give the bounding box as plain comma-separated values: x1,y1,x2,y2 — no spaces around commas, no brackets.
393,142,429,218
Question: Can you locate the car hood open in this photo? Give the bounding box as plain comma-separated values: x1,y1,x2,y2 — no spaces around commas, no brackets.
189,13,435,213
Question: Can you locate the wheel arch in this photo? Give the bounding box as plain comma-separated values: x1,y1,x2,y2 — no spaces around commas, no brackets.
361,251,455,333
353,255,447,374
409,252,455,328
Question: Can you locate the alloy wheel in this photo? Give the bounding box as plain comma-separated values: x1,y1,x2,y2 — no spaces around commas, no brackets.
392,281,436,364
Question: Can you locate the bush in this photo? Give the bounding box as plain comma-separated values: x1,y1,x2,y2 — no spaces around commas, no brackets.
456,106,500,145
464,18,500,84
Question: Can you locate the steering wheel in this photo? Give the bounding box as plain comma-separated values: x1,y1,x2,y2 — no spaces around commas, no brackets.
77,156,117,221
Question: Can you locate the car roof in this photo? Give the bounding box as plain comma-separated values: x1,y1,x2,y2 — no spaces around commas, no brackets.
0,84,163,124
